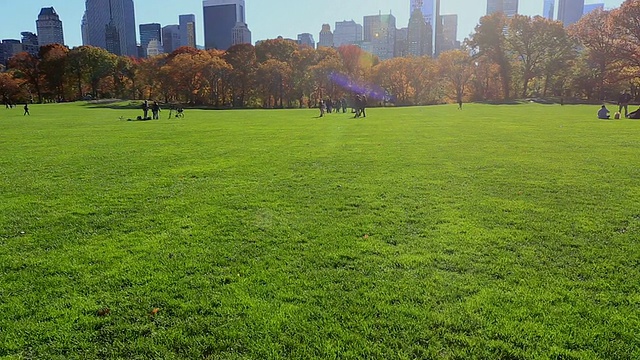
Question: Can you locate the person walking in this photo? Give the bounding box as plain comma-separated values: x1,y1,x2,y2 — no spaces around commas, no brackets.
152,101,161,119
23,103,30,116
319,100,326,117
360,94,367,118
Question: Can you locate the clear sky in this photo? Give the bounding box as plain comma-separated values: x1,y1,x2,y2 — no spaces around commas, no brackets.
0,0,624,47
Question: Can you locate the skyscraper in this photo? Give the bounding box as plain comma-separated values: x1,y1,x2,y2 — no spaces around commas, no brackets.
434,0,443,56
558,0,585,26
203,0,250,50
440,14,459,53
487,0,519,18
81,12,89,45
407,8,432,57
84,0,137,56
36,7,64,46
363,13,396,60
410,0,434,25
297,33,315,48
543,0,555,19
162,25,180,53
139,23,161,57
231,22,251,46
333,20,363,48
318,24,334,48
179,14,196,48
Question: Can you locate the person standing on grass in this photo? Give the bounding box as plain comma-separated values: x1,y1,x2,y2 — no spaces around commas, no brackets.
618,90,632,117
23,103,30,116
142,100,149,119
360,94,367,118
152,101,160,120
319,99,326,117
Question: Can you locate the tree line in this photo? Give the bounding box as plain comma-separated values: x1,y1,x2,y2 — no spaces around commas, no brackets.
1,0,639,107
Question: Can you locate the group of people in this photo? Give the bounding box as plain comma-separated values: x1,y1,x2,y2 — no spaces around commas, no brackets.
4,100,30,115
318,94,367,118
141,100,161,120
319,98,347,117
598,90,639,119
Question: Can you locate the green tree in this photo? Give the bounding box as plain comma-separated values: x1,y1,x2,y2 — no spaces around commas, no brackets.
468,13,512,99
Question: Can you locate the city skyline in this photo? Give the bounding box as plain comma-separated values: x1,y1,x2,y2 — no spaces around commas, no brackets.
0,0,625,49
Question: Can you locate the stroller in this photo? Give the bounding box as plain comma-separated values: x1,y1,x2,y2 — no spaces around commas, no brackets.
168,104,185,118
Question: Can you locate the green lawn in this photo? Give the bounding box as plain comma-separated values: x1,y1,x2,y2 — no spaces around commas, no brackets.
0,102,638,359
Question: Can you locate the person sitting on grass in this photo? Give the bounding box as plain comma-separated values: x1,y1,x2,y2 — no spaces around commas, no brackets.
598,105,610,119
627,106,640,119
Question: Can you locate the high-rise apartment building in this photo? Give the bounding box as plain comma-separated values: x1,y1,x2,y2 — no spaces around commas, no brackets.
558,0,585,26
81,12,89,46
410,0,435,25
487,0,519,18
363,13,396,60
36,7,64,46
162,25,180,53
21,32,39,56
203,0,250,50
297,33,315,48
139,23,161,57
333,20,363,48
231,22,251,46
440,14,459,53
146,39,163,57
84,0,137,56
179,14,196,48
1,40,24,66
318,24,333,48
395,27,409,58
543,0,555,19
434,0,444,56
407,8,432,57
583,3,604,15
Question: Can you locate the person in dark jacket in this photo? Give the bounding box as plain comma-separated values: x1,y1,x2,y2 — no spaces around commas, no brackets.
618,91,632,117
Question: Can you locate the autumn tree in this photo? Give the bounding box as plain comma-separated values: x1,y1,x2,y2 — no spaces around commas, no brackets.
610,0,640,77
256,59,292,108
225,43,257,107
438,50,474,105
569,9,619,99
0,72,24,104
39,44,69,101
8,52,43,103
201,50,232,107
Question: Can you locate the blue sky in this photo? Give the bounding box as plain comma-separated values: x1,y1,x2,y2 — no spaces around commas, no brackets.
0,0,624,47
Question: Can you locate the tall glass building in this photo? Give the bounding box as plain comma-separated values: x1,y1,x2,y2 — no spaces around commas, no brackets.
139,23,161,57
543,0,555,19
203,0,250,50
179,14,197,48
487,0,519,18
410,0,434,25
84,0,137,56
558,0,585,26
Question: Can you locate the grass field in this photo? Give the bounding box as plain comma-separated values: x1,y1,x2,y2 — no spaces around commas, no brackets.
0,102,639,359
